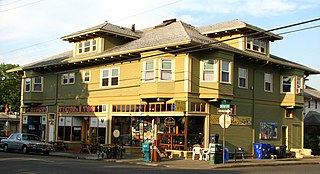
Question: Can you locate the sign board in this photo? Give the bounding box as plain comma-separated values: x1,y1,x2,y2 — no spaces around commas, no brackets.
217,108,231,114
220,100,230,109
219,114,232,128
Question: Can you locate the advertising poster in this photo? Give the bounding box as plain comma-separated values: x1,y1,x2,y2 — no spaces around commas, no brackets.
58,117,65,126
66,117,72,126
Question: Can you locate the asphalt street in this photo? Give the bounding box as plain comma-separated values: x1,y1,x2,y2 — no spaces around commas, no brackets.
1,151,320,174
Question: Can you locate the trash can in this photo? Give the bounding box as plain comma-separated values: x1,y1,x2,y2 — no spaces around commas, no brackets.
263,144,271,159
142,142,152,162
274,145,286,158
224,148,229,162
253,143,263,159
209,143,223,164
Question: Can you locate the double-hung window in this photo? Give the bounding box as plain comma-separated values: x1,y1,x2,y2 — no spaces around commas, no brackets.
264,73,273,92
92,40,97,51
101,68,119,87
61,73,75,85
33,76,43,92
160,60,172,81
25,78,31,92
296,76,302,93
84,41,90,52
238,68,247,88
78,43,83,54
83,71,90,82
203,59,214,81
281,76,292,93
246,37,266,53
144,60,154,81
221,60,231,83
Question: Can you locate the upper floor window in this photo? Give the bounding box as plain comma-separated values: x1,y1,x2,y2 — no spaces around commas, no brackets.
61,73,75,85
160,60,173,81
78,39,97,54
296,76,303,93
33,76,43,92
202,59,215,81
316,100,318,109
238,68,247,88
143,60,155,82
101,68,119,87
83,71,90,83
25,78,31,92
221,60,231,83
264,73,273,92
246,37,266,53
281,76,292,93
285,109,293,118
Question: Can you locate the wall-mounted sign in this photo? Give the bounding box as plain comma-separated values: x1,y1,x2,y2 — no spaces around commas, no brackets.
65,117,72,126
41,116,47,125
113,130,120,138
23,116,28,124
25,106,47,113
58,106,80,113
59,117,65,126
98,118,106,128
90,117,98,127
164,117,175,128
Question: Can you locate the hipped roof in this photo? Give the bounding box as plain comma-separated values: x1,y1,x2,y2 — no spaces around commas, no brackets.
8,20,320,75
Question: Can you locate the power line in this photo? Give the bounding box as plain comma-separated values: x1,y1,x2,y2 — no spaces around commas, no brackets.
0,0,44,13
0,0,25,7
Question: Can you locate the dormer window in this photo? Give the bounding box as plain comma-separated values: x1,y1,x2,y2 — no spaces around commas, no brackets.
78,39,97,54
246,37,266,54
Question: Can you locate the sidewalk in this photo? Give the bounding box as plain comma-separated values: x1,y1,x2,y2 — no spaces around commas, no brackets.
51,150,320,169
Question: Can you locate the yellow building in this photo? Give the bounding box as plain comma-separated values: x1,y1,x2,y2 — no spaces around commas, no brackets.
9,19,319,154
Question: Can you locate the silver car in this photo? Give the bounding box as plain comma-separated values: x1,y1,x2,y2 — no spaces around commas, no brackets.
1,133,52,155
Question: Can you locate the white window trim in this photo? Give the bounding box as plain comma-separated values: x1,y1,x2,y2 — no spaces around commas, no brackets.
296,76,303,94
264,73,273,92
201,59,216,82
220,60,231,84
24,78,31,92
32,76,43,92
142,60,156,82
78,39,97,54
83,70,91,83
159,59,174,81
281,76,293,93
238,68,248,89
100,68,120,88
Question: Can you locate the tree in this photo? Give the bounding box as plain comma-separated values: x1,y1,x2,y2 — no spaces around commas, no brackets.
0,63,21,112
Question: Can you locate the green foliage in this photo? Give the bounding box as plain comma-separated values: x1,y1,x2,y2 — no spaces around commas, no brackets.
0,63,21,112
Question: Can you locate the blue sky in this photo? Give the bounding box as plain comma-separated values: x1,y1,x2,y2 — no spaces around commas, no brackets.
0,0,319,89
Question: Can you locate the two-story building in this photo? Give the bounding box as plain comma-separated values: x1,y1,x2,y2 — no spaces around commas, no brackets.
9,19,319,154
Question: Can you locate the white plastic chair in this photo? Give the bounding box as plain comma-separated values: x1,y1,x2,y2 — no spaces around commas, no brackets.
192,147,202,160
202,148,210,161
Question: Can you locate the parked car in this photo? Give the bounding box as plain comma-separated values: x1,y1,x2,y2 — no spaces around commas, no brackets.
0,131,8,148
0,133,52,155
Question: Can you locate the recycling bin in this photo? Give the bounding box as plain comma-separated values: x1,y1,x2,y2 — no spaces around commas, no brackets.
142,142,152,162
224,148,229,162
253,143,263,159
209,143,223,164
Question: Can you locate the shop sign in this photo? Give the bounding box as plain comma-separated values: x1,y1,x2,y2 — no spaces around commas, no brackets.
164,117,175,128
25,106,47,113
98,118,106,128
23,116,28,124
58,106,80,113
82,105,95,112
90,117,98,127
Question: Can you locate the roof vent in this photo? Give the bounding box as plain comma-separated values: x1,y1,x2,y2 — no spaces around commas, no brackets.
131,24,135,32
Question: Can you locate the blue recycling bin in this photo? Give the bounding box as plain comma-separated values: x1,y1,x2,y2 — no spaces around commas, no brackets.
142,142,152,162
253,143,263,159
224,148,229,162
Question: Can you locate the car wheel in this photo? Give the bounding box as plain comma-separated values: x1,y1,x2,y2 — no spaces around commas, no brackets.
3,144,9,152
43,151,50,156
22,146,29,154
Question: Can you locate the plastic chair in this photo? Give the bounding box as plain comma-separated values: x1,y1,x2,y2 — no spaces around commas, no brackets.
202,148,210,161
192,147,202,160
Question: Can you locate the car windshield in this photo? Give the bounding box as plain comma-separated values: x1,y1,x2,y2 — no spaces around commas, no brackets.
22,134,41,141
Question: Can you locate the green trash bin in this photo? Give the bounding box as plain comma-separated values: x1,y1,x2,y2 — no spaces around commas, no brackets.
209,143,223,164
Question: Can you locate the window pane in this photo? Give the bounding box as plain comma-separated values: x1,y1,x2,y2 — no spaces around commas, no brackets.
84,41,90,52
34,76,42,83
111,77,118,86
102,70,109,78
102,78,109,86
34,84,42,91
112,69,118,76
161,70,172,80
204,59,214,70
222,72,229,82
203,71,214,81
253,39,259,51
240,78,246,87
239,68,246,78
92,40,97,51
265,82,271,91
69,73,75,84
246,37,252,49
146,61,153,70
162,60,172,70
261,41,265,53
145,71,154,81
222,61,229,71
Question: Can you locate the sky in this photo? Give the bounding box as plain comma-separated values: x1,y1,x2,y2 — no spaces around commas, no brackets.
0,0,319,89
